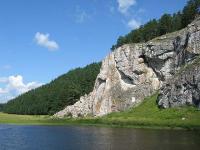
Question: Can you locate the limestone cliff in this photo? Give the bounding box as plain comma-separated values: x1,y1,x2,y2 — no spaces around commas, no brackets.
54,17,200,118
158,58,200,109
157,17,200,109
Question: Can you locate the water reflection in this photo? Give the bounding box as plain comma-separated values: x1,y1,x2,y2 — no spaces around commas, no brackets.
0,125,199,150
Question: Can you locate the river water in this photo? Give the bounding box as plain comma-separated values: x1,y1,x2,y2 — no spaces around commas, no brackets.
0,125,199,150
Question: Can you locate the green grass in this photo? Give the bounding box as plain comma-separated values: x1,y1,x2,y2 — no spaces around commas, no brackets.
1,93,200,130
98,93,200,129
0,113,52,125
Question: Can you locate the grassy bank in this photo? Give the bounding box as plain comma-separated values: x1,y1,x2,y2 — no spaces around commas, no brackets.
98,94,200,130
1,94,200,130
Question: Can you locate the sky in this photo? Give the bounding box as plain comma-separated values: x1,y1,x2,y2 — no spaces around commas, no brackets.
0,0,188,103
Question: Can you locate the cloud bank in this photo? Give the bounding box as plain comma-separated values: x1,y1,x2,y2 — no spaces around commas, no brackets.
0,75,43,103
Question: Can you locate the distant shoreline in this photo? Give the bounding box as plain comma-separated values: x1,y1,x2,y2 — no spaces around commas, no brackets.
1,94,200,130
0,112,200,131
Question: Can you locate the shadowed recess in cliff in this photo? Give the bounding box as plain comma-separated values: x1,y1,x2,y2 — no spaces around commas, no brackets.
117,69,135,85
174,34,199,67
139,54,166,81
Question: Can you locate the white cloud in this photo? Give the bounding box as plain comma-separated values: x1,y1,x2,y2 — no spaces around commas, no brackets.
117,0,136,14
35,32,59,51
127,18,141,29
75,6,90,23
0,75,43,103
7,75,43,94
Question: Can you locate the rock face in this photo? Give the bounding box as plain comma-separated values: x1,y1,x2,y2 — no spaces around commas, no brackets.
157,17,200,108
54,17,200,118
158,58,200,109
55,46,160,118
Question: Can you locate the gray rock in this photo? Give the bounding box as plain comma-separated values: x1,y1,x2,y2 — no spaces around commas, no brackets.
158,58,200,108
54,17,200,118
157,17,200,108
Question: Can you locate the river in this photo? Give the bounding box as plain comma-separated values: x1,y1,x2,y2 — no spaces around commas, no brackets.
0,125,199,150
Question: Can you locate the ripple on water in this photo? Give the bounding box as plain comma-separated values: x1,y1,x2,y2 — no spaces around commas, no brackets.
0,125,199,150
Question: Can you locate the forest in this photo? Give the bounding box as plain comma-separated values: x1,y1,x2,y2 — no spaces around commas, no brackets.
3,63,101,115
111,0,200,50
0,104,4,112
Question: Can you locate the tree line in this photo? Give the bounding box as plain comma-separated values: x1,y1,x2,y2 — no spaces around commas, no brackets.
111,0,200,51
0,104,4,112
3,63,101,115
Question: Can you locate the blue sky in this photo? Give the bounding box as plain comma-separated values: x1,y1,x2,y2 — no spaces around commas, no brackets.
0,0,188,103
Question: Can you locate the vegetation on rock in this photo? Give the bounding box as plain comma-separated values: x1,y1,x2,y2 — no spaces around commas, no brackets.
111,0,200,50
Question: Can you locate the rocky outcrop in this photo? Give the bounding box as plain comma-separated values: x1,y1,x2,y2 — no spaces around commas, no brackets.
54,17,200,118
55,46,160,118
158,58,200,109
157,17,200,108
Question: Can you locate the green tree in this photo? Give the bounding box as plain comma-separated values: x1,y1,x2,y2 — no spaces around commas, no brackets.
111,0,200,50
3,62,101,115
182,0,200,27
142,19,158,41
0,104,4,112
172,12,182,31
158,14,173,35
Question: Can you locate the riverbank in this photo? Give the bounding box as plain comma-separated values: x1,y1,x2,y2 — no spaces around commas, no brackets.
1,94,200,130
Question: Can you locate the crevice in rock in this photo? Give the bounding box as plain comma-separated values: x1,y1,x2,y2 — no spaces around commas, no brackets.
97,78,106,85
184,33,190,49
174,33,199,68
174,36,182,53
114,53,135,85
133,70,144,75
118,69,135,85
192,96,200,107
186,52,199,62
154,49,174,57
139,54,166,81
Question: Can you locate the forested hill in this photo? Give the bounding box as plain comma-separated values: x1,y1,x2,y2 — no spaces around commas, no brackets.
111,0,200,50
0,104,4,112
3,63,101,115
